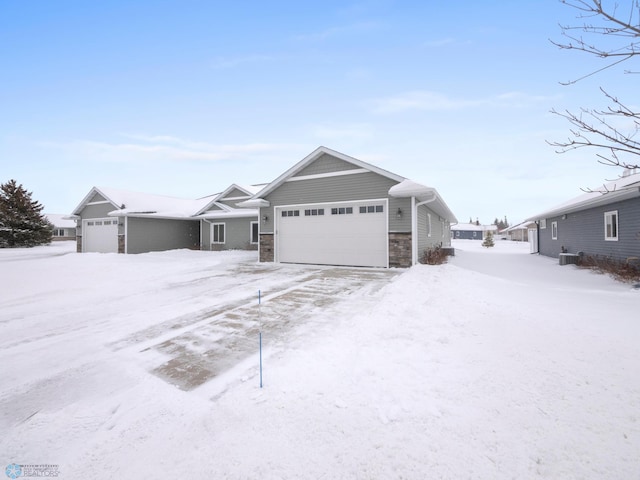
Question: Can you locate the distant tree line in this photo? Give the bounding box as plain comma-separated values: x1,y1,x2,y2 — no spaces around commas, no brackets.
466,217,510,229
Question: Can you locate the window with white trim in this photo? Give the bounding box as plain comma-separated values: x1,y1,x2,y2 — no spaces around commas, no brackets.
304,209,325,216
281,210,300,217
250,221,259,244
331,207,353,215
441,220,445,238
427,213,432,237
540,219,547,229
212,223,225,244
359,205,384,213
551,221,558,240
604,210,618,241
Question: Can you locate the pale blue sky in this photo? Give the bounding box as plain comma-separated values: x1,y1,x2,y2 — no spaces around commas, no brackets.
1,1,636,224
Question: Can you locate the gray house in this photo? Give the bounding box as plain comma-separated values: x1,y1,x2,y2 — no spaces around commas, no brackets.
527,171,640,262
450,222,497,240
70,187,209,254
238,146,457,268
196,184,261,251
45,214,77,241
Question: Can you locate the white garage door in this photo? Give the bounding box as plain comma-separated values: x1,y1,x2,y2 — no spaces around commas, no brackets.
276,201,388,267
83,218,118,253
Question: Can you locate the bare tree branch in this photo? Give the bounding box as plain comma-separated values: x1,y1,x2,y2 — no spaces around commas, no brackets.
549,1,640,170
550,0,640,82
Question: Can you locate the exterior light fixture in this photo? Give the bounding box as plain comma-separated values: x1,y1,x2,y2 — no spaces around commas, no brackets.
396,208,402,219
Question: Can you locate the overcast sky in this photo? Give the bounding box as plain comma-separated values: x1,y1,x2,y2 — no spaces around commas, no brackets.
1,1,637,224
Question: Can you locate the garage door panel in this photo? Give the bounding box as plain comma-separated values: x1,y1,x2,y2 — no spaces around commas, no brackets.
84,218,118,253
277,202,387,267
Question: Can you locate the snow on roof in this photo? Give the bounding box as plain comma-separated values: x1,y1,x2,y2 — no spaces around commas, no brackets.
502,221,536,233
451,223,497,232
73,186,211,219
386,179,458,223
45,214,76,228
527,171,640,220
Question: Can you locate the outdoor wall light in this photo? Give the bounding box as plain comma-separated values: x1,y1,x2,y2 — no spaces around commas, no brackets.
396,208,403,219
262,215,269,222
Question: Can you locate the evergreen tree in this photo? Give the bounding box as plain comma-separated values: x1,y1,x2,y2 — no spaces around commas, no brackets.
482,230,495,248
0,180,53,247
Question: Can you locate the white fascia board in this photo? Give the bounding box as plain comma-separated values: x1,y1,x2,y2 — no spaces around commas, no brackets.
236,198,270,208
285,168,369,182
196,209,259,220
72,186,118,215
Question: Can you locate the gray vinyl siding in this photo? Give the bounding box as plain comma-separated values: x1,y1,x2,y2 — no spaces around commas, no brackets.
126,217,200,254
260,171,405,233
89,192,107,203
78,202,116,219
206,217,257,250
538,197,640,261
417,205,449,255
293,154,356,177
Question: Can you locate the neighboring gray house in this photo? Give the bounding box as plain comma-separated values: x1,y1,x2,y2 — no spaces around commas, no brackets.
527,171,640,262
451,223,497,240
238,146,457,268
70,187,209,254
195,184,261,251
45,214,77,241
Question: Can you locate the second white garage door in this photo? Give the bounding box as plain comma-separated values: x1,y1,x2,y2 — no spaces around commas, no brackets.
83,218,118,253
276,201,388,267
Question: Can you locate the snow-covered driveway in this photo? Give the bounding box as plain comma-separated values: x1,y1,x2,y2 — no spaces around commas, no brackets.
1,240,639,479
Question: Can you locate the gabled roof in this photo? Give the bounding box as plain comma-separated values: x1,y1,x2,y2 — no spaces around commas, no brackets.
71,186,211,219
527,171,640,221
244,146,405,203
195,183,262,216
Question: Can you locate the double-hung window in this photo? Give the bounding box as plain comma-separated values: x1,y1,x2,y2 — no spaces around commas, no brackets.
213,223,225,244
604,211,618,241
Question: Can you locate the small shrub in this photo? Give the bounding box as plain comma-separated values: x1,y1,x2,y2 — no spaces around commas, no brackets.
420,245,448,265
482,231,495,248
577,254,640,283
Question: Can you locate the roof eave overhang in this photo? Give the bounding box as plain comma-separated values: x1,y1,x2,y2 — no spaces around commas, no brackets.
526,187,640,221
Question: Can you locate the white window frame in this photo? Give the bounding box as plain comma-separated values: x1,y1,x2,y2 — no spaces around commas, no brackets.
212,223,225,244
604,210,618,241
551,221,558,240
540,219,547,229
427,213,432,237
250,221,259,244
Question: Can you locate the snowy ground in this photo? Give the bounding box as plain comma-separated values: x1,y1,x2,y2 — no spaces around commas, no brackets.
1,240,638,479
